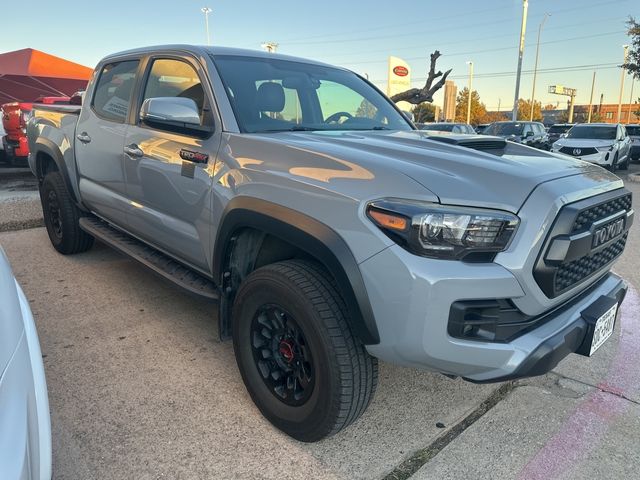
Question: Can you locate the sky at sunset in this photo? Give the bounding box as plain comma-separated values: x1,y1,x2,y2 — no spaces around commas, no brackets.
2,0,637,111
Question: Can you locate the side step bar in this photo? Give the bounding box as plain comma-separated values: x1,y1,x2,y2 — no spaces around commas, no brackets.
79,217,219,301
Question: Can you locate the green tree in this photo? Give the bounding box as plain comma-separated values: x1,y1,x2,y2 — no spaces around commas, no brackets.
623,17,640,80
454,88,488,125
355,99,377,118
412,102,436,122
516,99,542,121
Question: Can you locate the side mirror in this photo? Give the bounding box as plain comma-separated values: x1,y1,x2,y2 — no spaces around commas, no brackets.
140,97,201,126
69,91,84,106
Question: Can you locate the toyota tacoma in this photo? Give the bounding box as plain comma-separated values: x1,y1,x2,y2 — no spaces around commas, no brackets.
27,45,633,442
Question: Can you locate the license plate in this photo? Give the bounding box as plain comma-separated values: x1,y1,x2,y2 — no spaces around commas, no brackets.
589,303,617,355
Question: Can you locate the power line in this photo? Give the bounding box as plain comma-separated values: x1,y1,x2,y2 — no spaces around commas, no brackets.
340,30,624,67
323,15,623,61
276,0,629,47
367,63,619,84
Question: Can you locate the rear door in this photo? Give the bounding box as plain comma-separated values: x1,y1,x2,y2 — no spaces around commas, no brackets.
122,55,221,273
75,59,140,228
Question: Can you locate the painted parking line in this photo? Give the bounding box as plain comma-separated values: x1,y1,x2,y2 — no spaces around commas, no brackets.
517,285,640,480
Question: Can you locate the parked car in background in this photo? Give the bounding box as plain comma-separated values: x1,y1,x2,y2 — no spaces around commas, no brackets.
545,123,574,149
626,124,640,162
417,122,476,134
551,123,631,171
1,96,70,166
475,123,490,134
483,121,547,149
0,247,52,479
0,116,5,162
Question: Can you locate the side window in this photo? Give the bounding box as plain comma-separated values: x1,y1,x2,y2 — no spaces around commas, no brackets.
142,58,209,126
523,124,533,136
92,60,140,122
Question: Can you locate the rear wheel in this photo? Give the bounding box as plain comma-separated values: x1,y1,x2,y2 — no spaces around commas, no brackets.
232,260,378,442
41,171,94,254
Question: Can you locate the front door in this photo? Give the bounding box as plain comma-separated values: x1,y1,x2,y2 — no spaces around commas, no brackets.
75,59,140,228
123,56,221,273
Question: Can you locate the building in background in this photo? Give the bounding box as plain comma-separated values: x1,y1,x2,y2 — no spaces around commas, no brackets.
541,104,639,126
442,80,457,122
595,104,639,124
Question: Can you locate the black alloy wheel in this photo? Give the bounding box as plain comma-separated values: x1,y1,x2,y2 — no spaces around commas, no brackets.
250,305,315,406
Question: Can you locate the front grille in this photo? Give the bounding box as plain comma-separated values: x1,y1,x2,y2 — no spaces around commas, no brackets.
572,194,632,232
533,189,632,298
554,233,628,294
559,146,598,156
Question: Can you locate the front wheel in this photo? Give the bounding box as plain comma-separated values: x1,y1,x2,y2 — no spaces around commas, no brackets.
41,171,94,254
232,260,378,442
619,155,629,170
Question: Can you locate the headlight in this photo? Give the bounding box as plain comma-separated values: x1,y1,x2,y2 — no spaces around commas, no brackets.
366,199,519,260
596,145,614,152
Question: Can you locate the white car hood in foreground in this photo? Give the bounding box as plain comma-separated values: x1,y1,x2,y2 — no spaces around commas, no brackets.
0,247,52,480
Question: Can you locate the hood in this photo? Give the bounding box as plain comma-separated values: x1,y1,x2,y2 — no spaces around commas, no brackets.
245,130,607,213
553,138,616,148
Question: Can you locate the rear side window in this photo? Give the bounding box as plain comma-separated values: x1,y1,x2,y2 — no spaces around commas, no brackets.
92,60,140,122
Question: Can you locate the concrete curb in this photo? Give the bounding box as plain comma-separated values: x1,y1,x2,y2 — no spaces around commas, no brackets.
627,173,640,183
0,218,44,233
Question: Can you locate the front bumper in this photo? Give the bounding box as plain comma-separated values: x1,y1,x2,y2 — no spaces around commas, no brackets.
2,135,29,158
552,148,612,166
0,282,52,480
360,244,627,382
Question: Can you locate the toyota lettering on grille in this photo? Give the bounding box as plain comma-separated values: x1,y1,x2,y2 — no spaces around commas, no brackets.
572,148,582,156
592,218,625,248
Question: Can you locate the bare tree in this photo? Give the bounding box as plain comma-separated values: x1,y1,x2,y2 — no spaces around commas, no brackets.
390,50,452,104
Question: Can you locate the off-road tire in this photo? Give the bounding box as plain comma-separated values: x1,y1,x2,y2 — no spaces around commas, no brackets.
41,171,94,254
232,259,378,442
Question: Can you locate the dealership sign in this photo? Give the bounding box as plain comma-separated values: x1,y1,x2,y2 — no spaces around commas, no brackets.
387,56,411,109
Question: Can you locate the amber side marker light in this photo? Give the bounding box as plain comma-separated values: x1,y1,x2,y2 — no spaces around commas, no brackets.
368,209,408,231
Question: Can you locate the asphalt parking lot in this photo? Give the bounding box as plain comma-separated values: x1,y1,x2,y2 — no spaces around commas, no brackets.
1,165,639,479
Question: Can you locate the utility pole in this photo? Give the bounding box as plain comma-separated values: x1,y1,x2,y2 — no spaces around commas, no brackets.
587,71,596,123
529,12,550,121
466,61,474,125
497,98,501,112
201,7,212,46
617,45,629,122
628,77,636,123
512,0,529,121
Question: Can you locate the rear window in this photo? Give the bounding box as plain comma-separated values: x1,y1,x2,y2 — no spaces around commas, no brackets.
92,60,140,122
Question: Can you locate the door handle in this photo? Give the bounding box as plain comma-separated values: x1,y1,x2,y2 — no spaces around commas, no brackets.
124,144,144,158
76,132,91,144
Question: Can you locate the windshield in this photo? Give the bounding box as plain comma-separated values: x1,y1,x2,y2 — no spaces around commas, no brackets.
484,123,523,136
566,125,616,140
548,125,572,134
213,55,412,133
422,124,455,132
626,125,640,136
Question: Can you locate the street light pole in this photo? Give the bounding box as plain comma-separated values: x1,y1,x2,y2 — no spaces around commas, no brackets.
466,61,474,125
529,12,550,121
628,77,636,123
617,45,629,122
512,0,529,121
201,7,212,46
587,71,596,123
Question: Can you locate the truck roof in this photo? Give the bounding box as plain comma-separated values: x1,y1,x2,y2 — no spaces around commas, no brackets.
103,45,344,71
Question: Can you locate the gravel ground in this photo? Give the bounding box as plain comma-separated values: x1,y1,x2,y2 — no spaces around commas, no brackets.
0,171,42,232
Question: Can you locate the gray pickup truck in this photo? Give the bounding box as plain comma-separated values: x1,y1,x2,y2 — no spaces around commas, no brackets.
28,45,633,442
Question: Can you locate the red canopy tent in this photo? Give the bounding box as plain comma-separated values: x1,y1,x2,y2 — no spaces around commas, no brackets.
0,48,93,104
